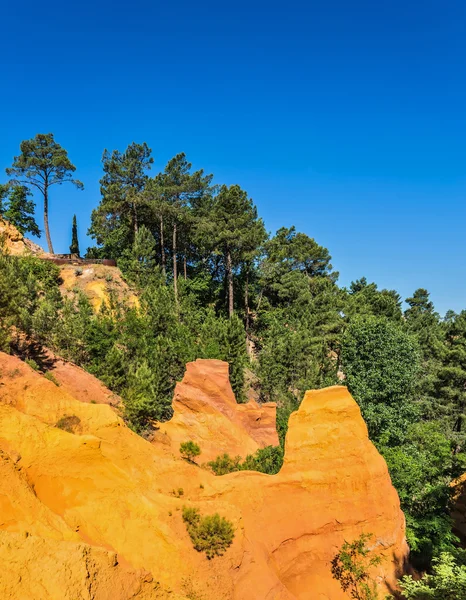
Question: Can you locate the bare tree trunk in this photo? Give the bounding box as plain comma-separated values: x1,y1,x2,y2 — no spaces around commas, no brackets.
132,201,138,235
244,265,250,332
160,214,166,278
226,249,233,318
173,221,178,305
43,186,54,254
183,254,187,280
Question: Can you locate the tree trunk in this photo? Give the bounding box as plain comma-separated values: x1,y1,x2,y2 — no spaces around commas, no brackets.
244,264,250,332
43,185,54,254
173,221,178,304
160,214,166,278
226,249,234,317
183,254,187,280
132,201,138,235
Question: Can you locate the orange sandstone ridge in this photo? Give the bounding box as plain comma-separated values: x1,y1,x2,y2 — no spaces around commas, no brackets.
0,352,408,599
0,217,45,256
158,359,279,462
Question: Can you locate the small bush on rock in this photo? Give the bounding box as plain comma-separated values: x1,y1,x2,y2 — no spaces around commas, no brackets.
208,453,242,475
182,506,234,559
55,415,81,433
180,441,201,462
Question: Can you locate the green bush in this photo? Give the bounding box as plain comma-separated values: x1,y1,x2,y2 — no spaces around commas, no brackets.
208,446,283,476
25,358,39,371
208,453,242,475
182,506,235,559
400,551,466,598
44,371,60,386
55,415,81,433
180,441,201,462
331,533,382,600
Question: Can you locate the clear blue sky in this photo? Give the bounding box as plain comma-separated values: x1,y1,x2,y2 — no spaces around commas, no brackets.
1,0,465,315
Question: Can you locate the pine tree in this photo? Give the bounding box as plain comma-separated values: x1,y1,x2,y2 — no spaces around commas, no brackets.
225,314,247,402
0,184,8,215
88,142,153,257
152,153,213,304
69,214,80,255
201,184,266,317
6,133,83,253
2,186,40,237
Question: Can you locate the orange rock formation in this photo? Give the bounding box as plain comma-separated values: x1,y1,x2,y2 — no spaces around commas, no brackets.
159,359,278,462
0,352,408,599
0,217,45,256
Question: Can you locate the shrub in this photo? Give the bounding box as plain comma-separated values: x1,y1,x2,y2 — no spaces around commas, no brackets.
25,358,39,371
241,445,283,474
331,533,382,600
208,453,241,475
75,268,83,276
182,506,235,559
44,371,60,386
180,441,201,462
55,415,81,433
400,551,466,599
208,446,283,476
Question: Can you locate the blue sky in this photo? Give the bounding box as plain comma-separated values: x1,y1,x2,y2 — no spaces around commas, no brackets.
1,0,465,315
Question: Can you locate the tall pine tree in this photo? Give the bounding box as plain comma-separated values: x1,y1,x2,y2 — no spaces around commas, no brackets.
6,133,83,253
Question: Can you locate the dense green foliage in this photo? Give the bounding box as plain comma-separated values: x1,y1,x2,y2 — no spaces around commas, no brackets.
0,185,40,237
208,445,283,476
182,506,235,559
3,135,466,577
400,552,466,598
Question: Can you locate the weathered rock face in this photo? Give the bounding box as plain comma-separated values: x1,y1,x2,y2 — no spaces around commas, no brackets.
0,217,45,256
451,473,466,544
58,263,138,311
159,359,279,462
0,353,408,599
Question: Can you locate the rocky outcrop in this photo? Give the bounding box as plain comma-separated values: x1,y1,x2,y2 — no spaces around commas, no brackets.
0,353,408,599
159,359,278,462
59,263,138,311
451,473,466,544
0,532,158,600
0,217,45,256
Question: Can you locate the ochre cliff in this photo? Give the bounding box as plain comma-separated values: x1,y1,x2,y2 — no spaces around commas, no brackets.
0,217,45,256
0,352,408,599
158,359,279,462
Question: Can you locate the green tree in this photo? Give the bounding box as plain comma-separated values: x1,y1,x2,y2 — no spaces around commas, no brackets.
69,214,80,255
179,441,201,462
400,552,466,599
89,142,153,257
202,184,265,317
225,313,247,402
119,225,158,287
331,533,382,600
6,133,83,253
340,316,420,443
3,185,40,237
152,153,213,304
260,226,335,307
343,278,402,322
380,422,461,568
434,311,466,451
0,183,8,214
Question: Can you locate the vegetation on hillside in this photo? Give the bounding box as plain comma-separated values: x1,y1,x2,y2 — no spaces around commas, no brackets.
2,134,466,578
